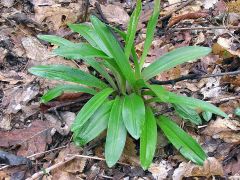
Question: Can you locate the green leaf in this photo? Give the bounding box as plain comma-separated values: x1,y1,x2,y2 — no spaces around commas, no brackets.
37,35,75,47
173,104,202,125
68,23,112,56
157,115,207,165
71,88,113,132
140,106,157,170
41,84,96,103
73,101,113,145
83,58,117,90
122,93,145,139
105,96,127,167
53,43,109,59
235,107,240,117
202,111,212,122
143,46,212,80
90,16,136,86
125,0,142,59
28,65,108,89
139,0,160,68
148,84,228,118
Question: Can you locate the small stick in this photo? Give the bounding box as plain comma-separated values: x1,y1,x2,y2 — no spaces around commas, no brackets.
159,0,195,21
170,26,240,31
150,70,240,85
67,154,130,166
26,156,76,180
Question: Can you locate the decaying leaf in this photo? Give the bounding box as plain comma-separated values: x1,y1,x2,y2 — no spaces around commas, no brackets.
0,120,52,157
148,160,173,180
51,144,86,179
172,157,224,180
202,118,240,143
217,37,240,57
34,2,83,31
44,111,76,136
2,83,39,114
100,4,129,27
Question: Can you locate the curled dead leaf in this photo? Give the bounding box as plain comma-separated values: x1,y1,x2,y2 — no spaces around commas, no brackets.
173,157,224,180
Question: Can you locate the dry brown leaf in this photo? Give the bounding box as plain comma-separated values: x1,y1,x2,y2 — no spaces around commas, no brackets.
100,4,129,27
51,144,85,179
148,160,173,180
217,37,240,57
2,83,39,114
172,157,224,180
168,12,208,27
121,137,139,166
202,118,240,143
44,111,76,136
0,120,52,157
34,2,83,31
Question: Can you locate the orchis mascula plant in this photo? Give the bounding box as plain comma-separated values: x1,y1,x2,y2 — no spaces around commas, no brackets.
29,0,227,169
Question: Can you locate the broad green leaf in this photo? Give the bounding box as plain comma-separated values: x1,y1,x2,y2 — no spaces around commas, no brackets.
71,88,113,132
28,65,108,89
37,35,75,47
143,46,211,80
202,111,212,122
41,84,96,103
73,101,113,145
125,0,142,59
173,104,202,125
122,93,145,139
139,0,160,68
148,84,228,118
83,58,117,90
53,43,109,59
105,96,127,167
68,23,112,57
157,115,207,165
140,106,157,170
90,16,136,86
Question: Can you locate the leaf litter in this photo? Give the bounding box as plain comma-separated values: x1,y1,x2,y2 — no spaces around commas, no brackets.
0,0,240,179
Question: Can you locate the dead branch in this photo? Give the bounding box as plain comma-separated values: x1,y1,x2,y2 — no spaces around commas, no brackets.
170,26,240,31
150,70,240,85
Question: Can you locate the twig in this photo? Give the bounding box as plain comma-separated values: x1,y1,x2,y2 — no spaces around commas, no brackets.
159,0,195,21
27,154,130,180
67,154,130,166
150,70,240,85
27,145,67,159
207,96,240,104
83,0,90,22
170,26,240,31
26,156,76,180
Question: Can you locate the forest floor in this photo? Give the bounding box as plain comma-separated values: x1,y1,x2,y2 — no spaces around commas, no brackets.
0,0,240,179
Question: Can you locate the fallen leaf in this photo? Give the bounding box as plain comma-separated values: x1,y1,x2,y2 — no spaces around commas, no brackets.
202,118,240,143
172,157,224,180
168,12,208,27
203,0,218,9
0,120,52,157
148,160,173,180
2,83,39,114
44,111,76,136
100,4,129,27
21,36,53,66
51,144,85,179
34,2,83,31
217,37,240,57
200,66,222,99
